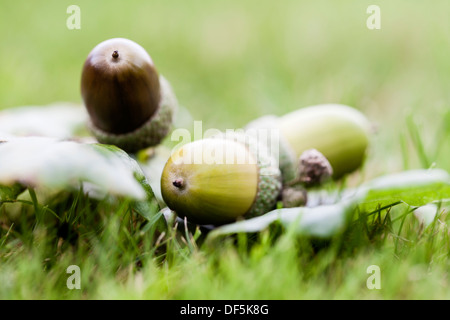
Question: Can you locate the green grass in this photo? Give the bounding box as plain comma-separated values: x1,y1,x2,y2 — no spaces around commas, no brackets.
0,0,450,300
1,196,449,299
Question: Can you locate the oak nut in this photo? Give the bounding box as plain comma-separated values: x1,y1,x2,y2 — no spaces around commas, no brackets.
246,104,371,182
160,133,282,225
81,38,177,153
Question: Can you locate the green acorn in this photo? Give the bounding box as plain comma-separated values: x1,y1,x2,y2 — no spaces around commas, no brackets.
81,38,177,153
245,104,371,182
160,133,282,225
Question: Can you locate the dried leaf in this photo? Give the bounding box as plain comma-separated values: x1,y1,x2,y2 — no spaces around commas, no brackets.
0,137,147,200
0,103,89,139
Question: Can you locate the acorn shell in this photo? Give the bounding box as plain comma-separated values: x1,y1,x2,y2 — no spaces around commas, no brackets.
81,38,177,152
245,104,371,182
278,104,371,179
160,135,282,225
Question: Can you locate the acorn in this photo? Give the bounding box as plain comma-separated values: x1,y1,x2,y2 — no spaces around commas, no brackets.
81,38,177,153
245,104,371,182
160,133,282,225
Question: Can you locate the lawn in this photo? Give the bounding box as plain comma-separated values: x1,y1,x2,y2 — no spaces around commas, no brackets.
0,0,449,300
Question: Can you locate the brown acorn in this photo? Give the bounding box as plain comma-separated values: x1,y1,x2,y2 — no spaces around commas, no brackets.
81,38,177,152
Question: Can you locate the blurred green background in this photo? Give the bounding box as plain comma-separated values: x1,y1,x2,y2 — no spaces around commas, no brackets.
1,0,449,177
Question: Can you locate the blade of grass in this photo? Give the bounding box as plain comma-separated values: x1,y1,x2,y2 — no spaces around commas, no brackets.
406,114,430,169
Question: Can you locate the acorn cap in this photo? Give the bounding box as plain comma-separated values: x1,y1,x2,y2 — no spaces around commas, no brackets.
81,38,176,152
245,115,297,183
160,134,282,225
